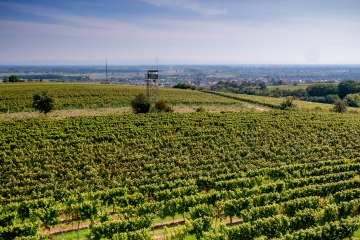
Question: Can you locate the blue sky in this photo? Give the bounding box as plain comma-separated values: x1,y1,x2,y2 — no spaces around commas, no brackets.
0,0,359,65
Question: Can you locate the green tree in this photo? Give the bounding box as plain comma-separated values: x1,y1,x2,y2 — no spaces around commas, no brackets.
173,82,196,90
338,80,360,98
345,93,360,107
306,84,338,97
259,82,267,90
8,75,21,82
131,93,151,113
32,92,55,114
280,96,297,110
332,100,347,113
325,94,341,104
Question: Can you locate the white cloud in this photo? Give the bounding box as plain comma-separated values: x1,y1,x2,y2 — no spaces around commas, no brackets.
141,0,227,16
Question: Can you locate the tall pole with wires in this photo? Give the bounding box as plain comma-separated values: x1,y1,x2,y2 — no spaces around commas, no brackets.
106,59,108,82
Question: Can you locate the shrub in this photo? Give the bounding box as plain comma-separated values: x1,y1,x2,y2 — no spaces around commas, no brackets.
280,97,297,110
154,99,173,112
196,107,206,113
32,92,55,114
131,94,151,114
332,100,347,113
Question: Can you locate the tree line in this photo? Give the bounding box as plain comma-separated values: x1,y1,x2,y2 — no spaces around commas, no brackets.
212,80,360,107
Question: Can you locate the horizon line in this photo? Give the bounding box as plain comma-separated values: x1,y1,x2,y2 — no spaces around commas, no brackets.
0,63,360,67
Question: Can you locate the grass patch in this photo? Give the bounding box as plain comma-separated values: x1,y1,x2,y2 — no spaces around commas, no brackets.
53,228,89,240
353,228,360,238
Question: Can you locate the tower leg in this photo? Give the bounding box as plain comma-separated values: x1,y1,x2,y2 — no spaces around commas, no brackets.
146,80,150,98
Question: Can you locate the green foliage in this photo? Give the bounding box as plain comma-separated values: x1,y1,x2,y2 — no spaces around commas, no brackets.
306,83,338,97
325,94,341,104
89,217,152,240
2,112,360,238
333,188,360,203
159,199,177,220
0,83,238,113
338,80,360,98
131,93,151,113
187,217,213,240
154,99,174,112
0,212,16,227
290,208,319,231
189,204,213,220
174,82,196,90
281,217,360,240
187,204,214,239
227,222,254,240
253,215,290,238
345,93,360,107
0,222,39,239
332,100,347,113
195,107,206,113
14,235,48,240
224,198,251,219
244,204,279,221
35,205,59,230
8,75,21,82
111,228,153,240
202,225,227,240
32,92,54,114
212,80,360,107
280,96,297,110
282,196,320,216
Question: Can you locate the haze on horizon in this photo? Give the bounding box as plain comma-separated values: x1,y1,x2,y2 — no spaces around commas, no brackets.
0,0,359,65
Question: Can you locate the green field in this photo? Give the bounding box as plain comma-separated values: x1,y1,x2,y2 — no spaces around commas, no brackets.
1,83,358,117
1,110,360,239
0,83,241,113
1,83,360,239
213,91,359,112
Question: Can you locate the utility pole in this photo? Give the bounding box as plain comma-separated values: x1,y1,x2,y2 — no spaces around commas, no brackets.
106,59,108,82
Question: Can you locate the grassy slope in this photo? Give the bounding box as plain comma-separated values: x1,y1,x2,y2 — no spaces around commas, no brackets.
214,92,359,112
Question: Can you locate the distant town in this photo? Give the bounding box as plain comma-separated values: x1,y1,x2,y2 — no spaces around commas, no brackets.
1,65,360,86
